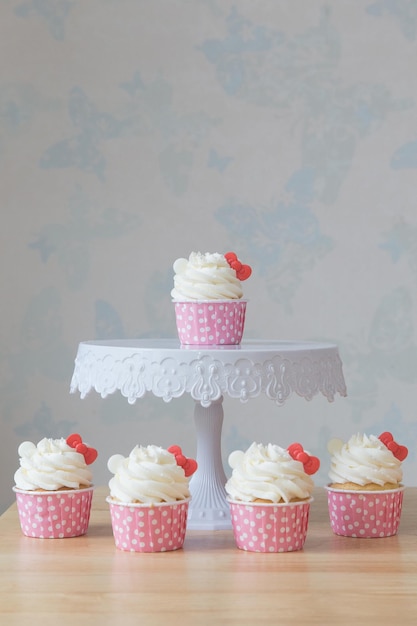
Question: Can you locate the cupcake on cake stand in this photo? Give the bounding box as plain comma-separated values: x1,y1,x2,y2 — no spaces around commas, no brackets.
70,338,346,530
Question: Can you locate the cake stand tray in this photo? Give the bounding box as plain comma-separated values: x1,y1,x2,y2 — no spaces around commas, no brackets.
70,339,347,530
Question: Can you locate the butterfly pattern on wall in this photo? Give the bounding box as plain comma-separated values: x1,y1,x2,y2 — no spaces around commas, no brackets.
338,287,417,422
1,286,74,426
391,140,417,169
200,6,412,204
2,1,417,514
208,148,233,172
120,70,219,195
13,401,77,441
366,0,417,41
38,71,219,194
216,180,333,312
95,300,126,341
380,220,417,282
39,87,130,179
95,270,177,342
14,0,73,41
29,185,140,290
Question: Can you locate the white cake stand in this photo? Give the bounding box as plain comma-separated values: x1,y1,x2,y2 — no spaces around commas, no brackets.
70,339,346,530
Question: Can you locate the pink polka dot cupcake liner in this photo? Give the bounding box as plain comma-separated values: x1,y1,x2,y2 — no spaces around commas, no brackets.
227,498,313,553
13,486,94,539
325,486,404,538
107,497,190,552
173,300,247,345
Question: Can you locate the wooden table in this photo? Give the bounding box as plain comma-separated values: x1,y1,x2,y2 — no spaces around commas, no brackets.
1,487,416,625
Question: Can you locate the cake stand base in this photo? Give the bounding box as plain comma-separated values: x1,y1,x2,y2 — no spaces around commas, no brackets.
187,397,231,530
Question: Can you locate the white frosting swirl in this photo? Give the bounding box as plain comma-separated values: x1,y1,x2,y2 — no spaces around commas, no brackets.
107,445,191,503
171,252,243,301
14,438,93,491
328,433,403,486
225,442,315,504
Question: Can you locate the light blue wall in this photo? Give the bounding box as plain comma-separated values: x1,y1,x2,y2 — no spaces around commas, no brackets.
1,0,417,513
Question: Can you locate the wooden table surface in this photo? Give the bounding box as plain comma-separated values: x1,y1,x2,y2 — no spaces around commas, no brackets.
1,486,416,625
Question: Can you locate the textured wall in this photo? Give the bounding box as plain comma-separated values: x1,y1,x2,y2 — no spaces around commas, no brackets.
1,0,417,513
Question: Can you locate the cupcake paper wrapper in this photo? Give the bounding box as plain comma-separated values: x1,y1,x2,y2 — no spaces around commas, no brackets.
13,487,94,539
325,486,404,538
107,498,190,552
228,498,312,553
174,300,247,345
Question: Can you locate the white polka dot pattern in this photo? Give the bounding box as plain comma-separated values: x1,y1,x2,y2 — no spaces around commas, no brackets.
174,301,246,345
14,487,93,538
326,487,404,538
228,499,311,553
107,499,189,552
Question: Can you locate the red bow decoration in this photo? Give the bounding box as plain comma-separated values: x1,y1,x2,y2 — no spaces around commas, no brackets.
168,445,198,477
66,433,98,465
378,432,408,461
224,252,252,281
287,443,320,475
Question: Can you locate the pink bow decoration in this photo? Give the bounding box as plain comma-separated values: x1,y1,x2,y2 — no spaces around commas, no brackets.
224,252,252,281
378,432,408,461
66,433,98,465
168,445,198,477
287,443,320,475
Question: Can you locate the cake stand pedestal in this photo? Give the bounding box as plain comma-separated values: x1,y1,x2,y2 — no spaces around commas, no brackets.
70,339,346,530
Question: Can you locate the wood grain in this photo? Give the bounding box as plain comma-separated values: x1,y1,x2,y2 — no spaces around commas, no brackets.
0,486,416,625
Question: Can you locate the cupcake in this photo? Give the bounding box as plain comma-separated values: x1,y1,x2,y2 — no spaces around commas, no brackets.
325,431,408,538
13,433,97,538
106,444,197,552
225,442,320,552
171,251,251,345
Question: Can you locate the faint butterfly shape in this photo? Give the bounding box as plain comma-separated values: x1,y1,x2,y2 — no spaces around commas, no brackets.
39,87,129,179
216,198,331,274
368,286,414,353
95,299,126,340
391,139,417,169
208,148,233,172
119,71,145,97
14,0,73,41
366,1,417,41
14,402,77,439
